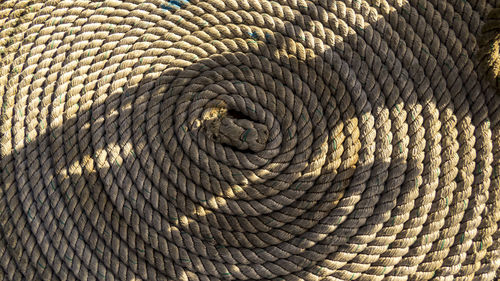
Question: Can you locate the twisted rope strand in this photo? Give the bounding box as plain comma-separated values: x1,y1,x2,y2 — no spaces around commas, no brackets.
1,0,500,280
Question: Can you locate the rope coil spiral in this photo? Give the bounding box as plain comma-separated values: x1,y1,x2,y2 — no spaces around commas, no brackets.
1,0,500,280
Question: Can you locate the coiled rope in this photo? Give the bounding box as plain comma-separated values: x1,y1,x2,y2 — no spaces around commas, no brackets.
1,0,500,280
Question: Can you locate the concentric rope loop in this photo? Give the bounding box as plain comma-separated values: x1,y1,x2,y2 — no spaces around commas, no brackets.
0,0,499,280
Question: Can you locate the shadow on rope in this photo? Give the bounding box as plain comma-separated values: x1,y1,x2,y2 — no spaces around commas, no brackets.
0,0,498,280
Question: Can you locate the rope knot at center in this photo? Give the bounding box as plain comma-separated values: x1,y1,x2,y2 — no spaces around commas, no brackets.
203,106,269,153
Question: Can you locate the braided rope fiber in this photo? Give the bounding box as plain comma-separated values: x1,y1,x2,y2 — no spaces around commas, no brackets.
1,0,500,280
478,6,500,89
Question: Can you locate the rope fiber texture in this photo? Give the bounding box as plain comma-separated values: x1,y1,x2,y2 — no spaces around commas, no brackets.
1,0,500,280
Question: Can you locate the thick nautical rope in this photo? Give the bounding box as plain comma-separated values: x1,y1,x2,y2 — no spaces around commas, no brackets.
1,0,499,280
478,5,500,90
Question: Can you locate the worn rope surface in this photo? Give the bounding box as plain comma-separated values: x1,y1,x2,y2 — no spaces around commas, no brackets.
1,0,500,280
478,6,500,89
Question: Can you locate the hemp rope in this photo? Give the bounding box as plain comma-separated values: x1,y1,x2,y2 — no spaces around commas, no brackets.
1,0,500,280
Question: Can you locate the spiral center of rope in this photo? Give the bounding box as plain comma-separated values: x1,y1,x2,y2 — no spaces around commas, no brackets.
203,107,269,153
